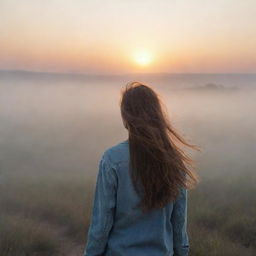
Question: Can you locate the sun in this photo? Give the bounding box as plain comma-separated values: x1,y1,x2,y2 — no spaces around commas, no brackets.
133,50,153,67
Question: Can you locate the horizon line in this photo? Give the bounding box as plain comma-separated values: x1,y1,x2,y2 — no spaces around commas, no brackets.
0,68,256,77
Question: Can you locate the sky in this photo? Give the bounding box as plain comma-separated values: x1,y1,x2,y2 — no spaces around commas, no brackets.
0,0,256,74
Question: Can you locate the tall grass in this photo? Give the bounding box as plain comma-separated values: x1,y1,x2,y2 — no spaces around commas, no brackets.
0,81,255,255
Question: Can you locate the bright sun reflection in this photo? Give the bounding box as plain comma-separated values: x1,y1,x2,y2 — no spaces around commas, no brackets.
133,50,153,66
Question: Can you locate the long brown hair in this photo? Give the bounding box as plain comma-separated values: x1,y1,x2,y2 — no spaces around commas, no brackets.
120,81,200,214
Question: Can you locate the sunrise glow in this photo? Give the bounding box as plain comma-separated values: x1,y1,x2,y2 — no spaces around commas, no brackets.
133,50,153,67
0,0,255,73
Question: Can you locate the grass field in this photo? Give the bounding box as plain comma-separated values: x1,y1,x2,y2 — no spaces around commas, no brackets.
0,79,255,256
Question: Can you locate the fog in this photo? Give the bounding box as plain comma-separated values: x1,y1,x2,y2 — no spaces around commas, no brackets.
1,73,255,181
0,72,255,255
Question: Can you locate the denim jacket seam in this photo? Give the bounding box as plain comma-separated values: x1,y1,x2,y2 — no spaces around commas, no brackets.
103,153,119,175
101,153,117,237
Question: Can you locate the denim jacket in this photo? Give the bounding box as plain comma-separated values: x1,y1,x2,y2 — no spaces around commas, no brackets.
83,139,189,256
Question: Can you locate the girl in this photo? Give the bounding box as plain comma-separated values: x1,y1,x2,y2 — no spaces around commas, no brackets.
84,81,199,256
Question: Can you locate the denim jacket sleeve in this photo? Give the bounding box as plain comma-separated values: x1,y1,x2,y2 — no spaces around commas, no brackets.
83,152,117,256
171,188,189,256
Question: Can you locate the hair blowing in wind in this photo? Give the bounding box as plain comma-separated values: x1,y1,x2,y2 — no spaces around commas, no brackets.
120,81,200,214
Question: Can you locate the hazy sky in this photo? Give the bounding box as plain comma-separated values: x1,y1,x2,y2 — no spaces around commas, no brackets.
0,0,256,74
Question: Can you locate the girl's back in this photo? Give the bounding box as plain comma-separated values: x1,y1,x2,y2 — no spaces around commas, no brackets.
84,140,189,256
84,82,199,256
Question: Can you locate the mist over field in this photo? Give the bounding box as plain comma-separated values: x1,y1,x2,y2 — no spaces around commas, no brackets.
0,71,256,256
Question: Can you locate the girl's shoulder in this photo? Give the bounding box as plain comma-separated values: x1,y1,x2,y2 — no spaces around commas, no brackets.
102,139,129,167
